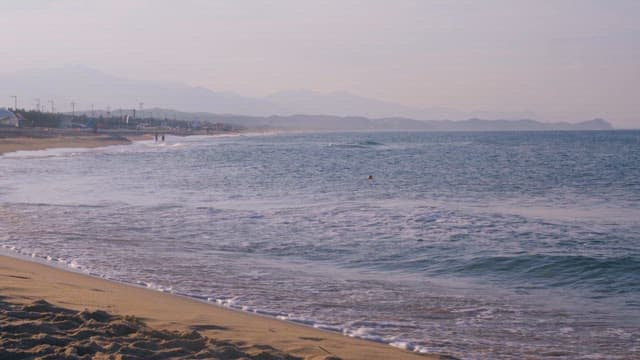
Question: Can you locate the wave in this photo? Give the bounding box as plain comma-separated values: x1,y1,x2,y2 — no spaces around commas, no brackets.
453,254,640,294
358,140,384,146
328,140,385,149
328,143,368,149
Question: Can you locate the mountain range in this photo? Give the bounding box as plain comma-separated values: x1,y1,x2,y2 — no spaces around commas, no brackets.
0,65,613,131
76,107,611,132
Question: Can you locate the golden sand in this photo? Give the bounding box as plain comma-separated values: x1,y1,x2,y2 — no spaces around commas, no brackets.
0,255,440,359
0,134,141,156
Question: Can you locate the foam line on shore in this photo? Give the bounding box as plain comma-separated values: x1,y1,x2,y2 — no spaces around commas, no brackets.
0,246,442,360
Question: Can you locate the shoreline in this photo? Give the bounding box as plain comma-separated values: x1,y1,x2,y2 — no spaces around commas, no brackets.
0,127,275,156
0,253,440,360
0,129,151,156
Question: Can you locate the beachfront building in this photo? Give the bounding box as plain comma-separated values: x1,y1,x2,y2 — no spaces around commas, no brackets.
58,114,73,128
0,108,19,127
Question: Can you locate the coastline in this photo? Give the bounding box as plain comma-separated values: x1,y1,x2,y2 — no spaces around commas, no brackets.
0,254,439,359
0,128,155,156
0,127,259,156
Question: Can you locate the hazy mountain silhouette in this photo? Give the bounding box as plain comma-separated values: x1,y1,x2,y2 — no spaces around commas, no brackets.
0,65,531,120
0,65,280,115
84,107,607,132
264,89,537,121
0,65,612,130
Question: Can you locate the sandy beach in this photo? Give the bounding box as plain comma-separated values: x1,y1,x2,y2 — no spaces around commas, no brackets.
0,255,440,359
0,128,154,156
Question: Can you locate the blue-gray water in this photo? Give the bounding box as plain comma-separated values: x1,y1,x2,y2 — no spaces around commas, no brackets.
1,131,639,359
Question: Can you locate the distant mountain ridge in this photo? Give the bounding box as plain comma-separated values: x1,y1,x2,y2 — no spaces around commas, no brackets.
1,65,613,131
86,107,610,132
264,89,537,121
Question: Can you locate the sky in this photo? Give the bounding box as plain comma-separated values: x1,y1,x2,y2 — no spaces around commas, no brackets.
1,0,639,127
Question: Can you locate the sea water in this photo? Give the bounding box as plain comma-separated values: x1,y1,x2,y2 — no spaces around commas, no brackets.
0,131,638,359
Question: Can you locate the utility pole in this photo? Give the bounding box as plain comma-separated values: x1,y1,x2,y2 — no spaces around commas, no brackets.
10,96,17,111
48,100,55,113
91,104,95,118
138,102,144,119
71,101,76,117
35,98,41,112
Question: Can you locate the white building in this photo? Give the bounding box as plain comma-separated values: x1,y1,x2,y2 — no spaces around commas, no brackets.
0,108,19,127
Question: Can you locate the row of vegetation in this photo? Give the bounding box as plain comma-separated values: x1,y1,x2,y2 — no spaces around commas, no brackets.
13,110,66,128
12,109,238,132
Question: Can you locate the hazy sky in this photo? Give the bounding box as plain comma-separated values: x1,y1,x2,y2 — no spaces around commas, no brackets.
2,0,639,127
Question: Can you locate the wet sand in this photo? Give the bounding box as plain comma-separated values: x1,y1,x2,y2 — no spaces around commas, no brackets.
0,255,441,359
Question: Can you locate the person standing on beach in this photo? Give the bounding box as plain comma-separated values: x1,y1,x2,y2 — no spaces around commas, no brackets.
155,133,158,142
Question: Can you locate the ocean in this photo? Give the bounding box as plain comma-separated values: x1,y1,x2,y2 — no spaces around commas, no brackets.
1,130,638,359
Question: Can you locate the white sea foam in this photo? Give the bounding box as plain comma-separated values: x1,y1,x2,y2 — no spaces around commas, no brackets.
343,327,384,342
1,148,87,159
313,323,343,332
389,341,415,351
216,297,241,308
559,327,574,334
